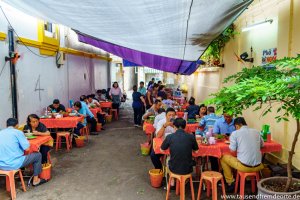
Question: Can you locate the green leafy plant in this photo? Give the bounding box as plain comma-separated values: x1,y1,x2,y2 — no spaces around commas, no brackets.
201,24,238,65
205,55,300,192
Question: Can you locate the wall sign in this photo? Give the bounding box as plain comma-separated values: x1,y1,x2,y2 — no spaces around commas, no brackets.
262,48,277,65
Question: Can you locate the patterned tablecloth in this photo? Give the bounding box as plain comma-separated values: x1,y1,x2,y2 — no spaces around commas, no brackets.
153,138,282,158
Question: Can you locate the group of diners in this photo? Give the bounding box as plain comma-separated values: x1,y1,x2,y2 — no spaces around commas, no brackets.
142,94,265,193
0,87,122,187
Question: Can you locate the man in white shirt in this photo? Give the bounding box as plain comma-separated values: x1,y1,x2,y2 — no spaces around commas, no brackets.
153,108,166,129
150,108,176,169
87,95,100,107
220,117,264,192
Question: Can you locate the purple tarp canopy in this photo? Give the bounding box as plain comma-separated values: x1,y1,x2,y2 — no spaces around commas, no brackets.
3,0,253,75
77,32,201,75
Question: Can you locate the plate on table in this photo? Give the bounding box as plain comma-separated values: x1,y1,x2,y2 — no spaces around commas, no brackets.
225,141,230,144
26,136,37,140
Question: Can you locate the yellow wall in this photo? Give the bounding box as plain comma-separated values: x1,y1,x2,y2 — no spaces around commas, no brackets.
190,0,300,169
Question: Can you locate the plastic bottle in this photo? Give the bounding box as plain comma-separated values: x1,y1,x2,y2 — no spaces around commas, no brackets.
45,107,48,116
267,131,271,142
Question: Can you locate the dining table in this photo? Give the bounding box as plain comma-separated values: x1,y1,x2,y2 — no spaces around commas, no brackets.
153,137,283,158
40,116,83,129
26,135,53,153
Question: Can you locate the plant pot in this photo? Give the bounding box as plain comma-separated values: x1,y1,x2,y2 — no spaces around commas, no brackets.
39,163,52,180
149,169,163,188
257,177,300,200
140,143,150,156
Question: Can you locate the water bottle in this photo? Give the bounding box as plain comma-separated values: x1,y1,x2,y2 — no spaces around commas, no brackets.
45,107,48,116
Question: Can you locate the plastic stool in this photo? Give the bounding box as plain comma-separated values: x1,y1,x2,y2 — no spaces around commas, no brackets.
166,172,195,200
56,132,72,151
80,126,89,141
234,171,260,198
110,109,118,120
197,171,226,200
0,169,26,200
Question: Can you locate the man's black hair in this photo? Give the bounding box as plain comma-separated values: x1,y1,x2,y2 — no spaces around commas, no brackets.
158,108,165,114
173,118,186,129
154,99,161,104
140,81,144,85
74,101,82,108
166,107,175,115
234,117,247,126
80,95,87,101
53,99,60,104
7,118,18,127
207,106,215,113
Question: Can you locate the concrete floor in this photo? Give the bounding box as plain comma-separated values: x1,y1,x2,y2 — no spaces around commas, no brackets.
0,101,253,200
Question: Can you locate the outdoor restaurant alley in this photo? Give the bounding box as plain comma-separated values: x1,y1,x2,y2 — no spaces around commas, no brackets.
0,100,180,200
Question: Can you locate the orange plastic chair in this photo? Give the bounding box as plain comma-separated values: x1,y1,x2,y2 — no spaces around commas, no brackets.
197,171,226,200
166,172,195,200
110,109,118,120
0,169,26,200
234,171,260,199
55,132,72,151
80,126,89,141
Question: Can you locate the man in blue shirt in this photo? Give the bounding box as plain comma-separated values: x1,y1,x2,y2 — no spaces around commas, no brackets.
210,113,235,171
0,118,46,186
80,95,98,134
199,106,220,134
137,81,147,96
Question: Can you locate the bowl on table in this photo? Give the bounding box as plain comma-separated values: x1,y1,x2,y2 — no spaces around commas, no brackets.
69,113,77,117
25,132,33,137
187,119,196,124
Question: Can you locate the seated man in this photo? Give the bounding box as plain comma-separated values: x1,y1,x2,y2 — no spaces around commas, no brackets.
0,118,46,186
87,95,100,108
150,108,176,170
210,112,236,171
199,106,220,134
48,99,66,113
161,118,199,175
80,95,98,134
142,99,162,120
221,117,264,192
153,108,166,129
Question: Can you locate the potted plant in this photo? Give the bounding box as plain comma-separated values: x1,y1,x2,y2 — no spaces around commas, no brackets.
192,24,238,67
205,55,300,198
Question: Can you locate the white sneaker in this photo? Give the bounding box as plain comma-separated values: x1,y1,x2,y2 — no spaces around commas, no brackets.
134,124,138,127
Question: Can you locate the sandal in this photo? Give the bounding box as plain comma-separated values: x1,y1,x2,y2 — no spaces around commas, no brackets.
33,179,47,187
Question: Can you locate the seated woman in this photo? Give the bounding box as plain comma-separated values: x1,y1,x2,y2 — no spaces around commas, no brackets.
73,101,86,137
185,97,200,119
196,104,207,120
23,114,51,164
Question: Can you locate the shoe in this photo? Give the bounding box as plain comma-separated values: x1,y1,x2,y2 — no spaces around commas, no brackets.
101,128,105,130
226,182,235,193
33,179,47,187
134,124,138,127
136,125,142,128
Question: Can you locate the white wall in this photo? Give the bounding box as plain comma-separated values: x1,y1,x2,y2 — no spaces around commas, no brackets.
0,3,109,127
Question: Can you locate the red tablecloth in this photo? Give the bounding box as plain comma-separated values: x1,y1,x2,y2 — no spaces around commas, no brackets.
27,136,53,153
176,112,184,118
100,102,112,109
143,122,155,135
185,123,199,133
40,116,83,128
153,138,282,158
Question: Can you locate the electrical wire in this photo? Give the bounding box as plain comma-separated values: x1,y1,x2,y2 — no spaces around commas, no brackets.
0,61,7,77
0,6,55,59
182,0,194,61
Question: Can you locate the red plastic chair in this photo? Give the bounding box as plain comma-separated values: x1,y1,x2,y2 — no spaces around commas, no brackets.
0,169,26,200
166,172,195,200
80,126,89,141
56,132,72,151
197,171,226,200
234,171,260,199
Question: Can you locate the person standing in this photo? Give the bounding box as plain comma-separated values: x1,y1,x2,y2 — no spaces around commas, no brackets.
109,82,122,114
186,97,200,119
132,85,146,127
138,81,147,96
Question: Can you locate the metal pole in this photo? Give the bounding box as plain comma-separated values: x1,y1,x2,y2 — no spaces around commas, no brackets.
8,28,18,119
